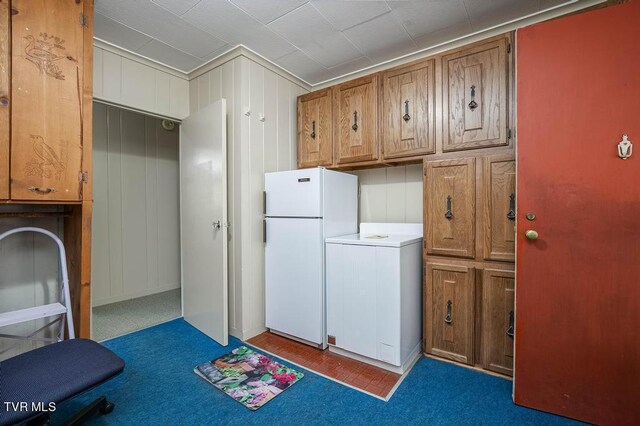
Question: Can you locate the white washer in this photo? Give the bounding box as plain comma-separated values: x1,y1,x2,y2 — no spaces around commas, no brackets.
325,223,423,374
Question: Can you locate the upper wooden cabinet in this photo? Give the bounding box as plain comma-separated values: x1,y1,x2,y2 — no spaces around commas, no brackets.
483,155,516,261
8,0,91,202
297,89,333,168
0,0,8,200
334,75,378,165
425,158,476,259
425,262,475,365
442,38,508,152
380,59,435,159
481,268,515,376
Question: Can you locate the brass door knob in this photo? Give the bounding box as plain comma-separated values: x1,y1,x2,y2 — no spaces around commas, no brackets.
525,230,539,240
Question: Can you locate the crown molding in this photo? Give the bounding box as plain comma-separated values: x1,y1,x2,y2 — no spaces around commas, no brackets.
93,38,189,80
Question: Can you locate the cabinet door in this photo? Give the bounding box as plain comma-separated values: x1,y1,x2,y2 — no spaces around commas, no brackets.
0,0,8,200
334,75,378,164
425,263,475,364
297,89,333,168
381,59,435,159
10,0,86,201
483,155,516,261
482,268,515,376
443,38,508,152
425,158,475,258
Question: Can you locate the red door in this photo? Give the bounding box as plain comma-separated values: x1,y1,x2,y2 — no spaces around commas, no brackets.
515,2,640,424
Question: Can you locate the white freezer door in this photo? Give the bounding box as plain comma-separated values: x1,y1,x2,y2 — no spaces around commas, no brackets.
265,168,322,218
265,217,324,345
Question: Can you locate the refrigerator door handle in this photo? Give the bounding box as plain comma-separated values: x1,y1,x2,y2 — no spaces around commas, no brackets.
263,219,267,243
263,191,267,215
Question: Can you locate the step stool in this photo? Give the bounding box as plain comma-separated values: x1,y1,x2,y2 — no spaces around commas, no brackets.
0,227,75,356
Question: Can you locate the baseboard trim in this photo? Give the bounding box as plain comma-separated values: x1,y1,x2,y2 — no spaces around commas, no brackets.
92,284,180,307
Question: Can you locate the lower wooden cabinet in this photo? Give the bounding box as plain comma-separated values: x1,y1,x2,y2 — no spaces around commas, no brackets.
481,268,515,375
425,262,475,364
483,155,516,261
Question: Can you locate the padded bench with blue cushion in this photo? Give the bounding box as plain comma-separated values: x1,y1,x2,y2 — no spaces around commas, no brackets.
0,339,125,426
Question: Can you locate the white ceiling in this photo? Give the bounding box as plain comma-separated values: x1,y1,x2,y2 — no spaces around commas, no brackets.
94,0,575,85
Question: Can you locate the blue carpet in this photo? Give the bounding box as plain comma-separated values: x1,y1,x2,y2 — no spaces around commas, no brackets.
52,319,581,425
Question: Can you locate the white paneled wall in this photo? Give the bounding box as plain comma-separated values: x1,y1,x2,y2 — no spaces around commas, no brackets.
0,206,65,361
92,103,181,306
94,45,189,120
352,165,424,224
189,55,306,339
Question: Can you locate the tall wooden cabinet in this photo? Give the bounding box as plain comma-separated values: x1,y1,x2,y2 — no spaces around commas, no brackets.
424,154,515,372
0,0,93,338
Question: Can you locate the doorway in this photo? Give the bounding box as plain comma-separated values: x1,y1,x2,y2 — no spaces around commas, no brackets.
91,103,181,341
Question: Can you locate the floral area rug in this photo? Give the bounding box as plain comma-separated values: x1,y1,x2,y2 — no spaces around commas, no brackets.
194,346,304,410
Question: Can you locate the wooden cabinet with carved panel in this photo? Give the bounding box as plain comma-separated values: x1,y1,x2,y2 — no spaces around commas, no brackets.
297,89,333,168
483,155,516,261
0,0,8,200
9,0,91,201
425,262,475,365
334,75,378,165
380,59,435,159
424,158,475,258
481,268,515,376
442,37,509,152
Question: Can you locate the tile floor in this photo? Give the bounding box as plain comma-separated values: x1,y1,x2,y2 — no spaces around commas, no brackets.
247,331,401,398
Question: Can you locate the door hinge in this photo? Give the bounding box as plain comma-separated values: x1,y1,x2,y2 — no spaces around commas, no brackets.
507,43,512,54
80,13,89,28
80,171,89,183
508,129,512,139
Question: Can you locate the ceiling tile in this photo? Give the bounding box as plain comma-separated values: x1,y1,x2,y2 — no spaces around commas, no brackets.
343,12,416,63
151,0,201,16
230,0,307,24
94,12,152,51
464,0,540,31
274,50,335,84
389,0,470,40
268,3,363,68
183,1,297,59
310,0,390,31
136,39,205,71
327,56,373,77
411,24,474,50
540,0,573,10
95,0,228,58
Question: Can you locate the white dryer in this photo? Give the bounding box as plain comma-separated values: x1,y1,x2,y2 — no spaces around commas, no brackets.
325,223,423,374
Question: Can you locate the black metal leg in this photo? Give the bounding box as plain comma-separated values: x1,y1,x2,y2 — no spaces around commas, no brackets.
62,396,115,426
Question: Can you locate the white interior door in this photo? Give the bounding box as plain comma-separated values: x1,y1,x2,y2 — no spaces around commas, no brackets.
180,99,228,346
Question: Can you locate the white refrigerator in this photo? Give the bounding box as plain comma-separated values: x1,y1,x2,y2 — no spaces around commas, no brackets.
265,167,358,348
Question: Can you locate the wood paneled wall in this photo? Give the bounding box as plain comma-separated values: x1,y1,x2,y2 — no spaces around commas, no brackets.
351,165,423,224
0,206,65,361
91,103,180,306
94,46,189,120
189,55,306,339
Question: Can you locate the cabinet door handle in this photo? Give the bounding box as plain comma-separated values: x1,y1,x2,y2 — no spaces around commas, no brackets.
444,300,453,324
445,195,453,220
352,111,358,132
507,192,516,221
506,310,515,337
28,187,56,194
403,99,411,122
468,85,478,111
310,120,316,139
